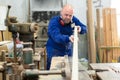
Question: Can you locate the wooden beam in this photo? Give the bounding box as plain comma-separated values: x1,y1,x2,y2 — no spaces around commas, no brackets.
87,0,96,63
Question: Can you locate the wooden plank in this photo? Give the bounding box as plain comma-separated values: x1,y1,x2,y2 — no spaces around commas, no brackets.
72,26,79,80
79,71,92,80
90,63,120,80
102,8,107,62
104,8,112,62
97,71,120,80
102,8,119,62
90,63,111,71
110,9,119,61
0,31,2,41
100,46,120,49
96,9,101,62
3,28,12,41
89,63,120,71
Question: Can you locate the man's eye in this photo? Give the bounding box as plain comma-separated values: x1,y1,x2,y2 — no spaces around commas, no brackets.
65,14,71,17
65,14,68,16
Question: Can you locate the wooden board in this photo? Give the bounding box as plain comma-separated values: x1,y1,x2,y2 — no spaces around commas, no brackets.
101,8,119,62
97,71,120,80
0,28,12,41
110,9,119,61
90,63,120,70
0,31,3,41
79,71,92,80
3,28,12,41
89,63,120,80
103,8,112,62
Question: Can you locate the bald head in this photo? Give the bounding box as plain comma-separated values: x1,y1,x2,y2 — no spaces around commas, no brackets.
61,4,73,13
61,4,74,24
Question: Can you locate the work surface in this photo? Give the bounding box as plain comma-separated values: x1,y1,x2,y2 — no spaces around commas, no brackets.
90,63,120,80
39,57,91,80
39,71,91,80
40,57,120,80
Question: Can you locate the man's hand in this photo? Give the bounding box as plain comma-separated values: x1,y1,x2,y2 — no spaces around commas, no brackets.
69,35,74,43
76,26,81,33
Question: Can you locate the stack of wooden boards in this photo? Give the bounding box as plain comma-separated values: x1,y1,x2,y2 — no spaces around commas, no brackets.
96,8,120,62
90,63,120,80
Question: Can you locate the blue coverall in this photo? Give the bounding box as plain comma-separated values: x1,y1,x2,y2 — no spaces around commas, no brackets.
46,16,87,70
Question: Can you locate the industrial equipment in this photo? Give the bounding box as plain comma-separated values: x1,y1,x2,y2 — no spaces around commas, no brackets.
21,55,71,80
2,4,80,80
0,62,6,80
20,26,79,80
5,6,39,34
5,5,39,62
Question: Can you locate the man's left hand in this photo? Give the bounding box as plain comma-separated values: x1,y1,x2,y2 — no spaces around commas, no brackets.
76,26,81,33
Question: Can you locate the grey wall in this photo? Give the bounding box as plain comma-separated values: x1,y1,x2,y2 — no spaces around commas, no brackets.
67,0,87,24
0,0,28,22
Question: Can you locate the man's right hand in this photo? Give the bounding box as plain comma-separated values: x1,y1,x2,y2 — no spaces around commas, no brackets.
69,35,74,43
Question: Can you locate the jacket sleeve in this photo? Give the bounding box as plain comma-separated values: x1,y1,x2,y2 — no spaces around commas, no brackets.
47,19,70,44
73,16,87,34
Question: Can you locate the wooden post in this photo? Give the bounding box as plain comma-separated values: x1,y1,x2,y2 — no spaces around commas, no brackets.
87,0,96,63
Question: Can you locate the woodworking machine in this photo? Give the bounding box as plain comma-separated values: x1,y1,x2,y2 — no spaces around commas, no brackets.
5,5,39,62
20,26,79,80
0,62,6,80
5,5,39,41
21,55,71,80
3,5,79,80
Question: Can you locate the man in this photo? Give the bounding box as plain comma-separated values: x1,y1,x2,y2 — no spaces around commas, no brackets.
46,4,87,70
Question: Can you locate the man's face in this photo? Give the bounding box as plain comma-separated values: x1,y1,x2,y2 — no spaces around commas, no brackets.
61,8,73,24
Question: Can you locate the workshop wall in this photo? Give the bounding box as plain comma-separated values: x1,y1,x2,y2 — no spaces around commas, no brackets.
0,0,28,22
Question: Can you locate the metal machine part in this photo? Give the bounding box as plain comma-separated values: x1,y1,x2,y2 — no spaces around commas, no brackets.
32,11,60,23
0,62,6,80
5,6,39,34
22,67,67,80
22,48,33,65
21,55,71,80
5,5,39,62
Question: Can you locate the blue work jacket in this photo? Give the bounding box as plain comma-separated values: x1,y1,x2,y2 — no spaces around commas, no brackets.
46,15,87,57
